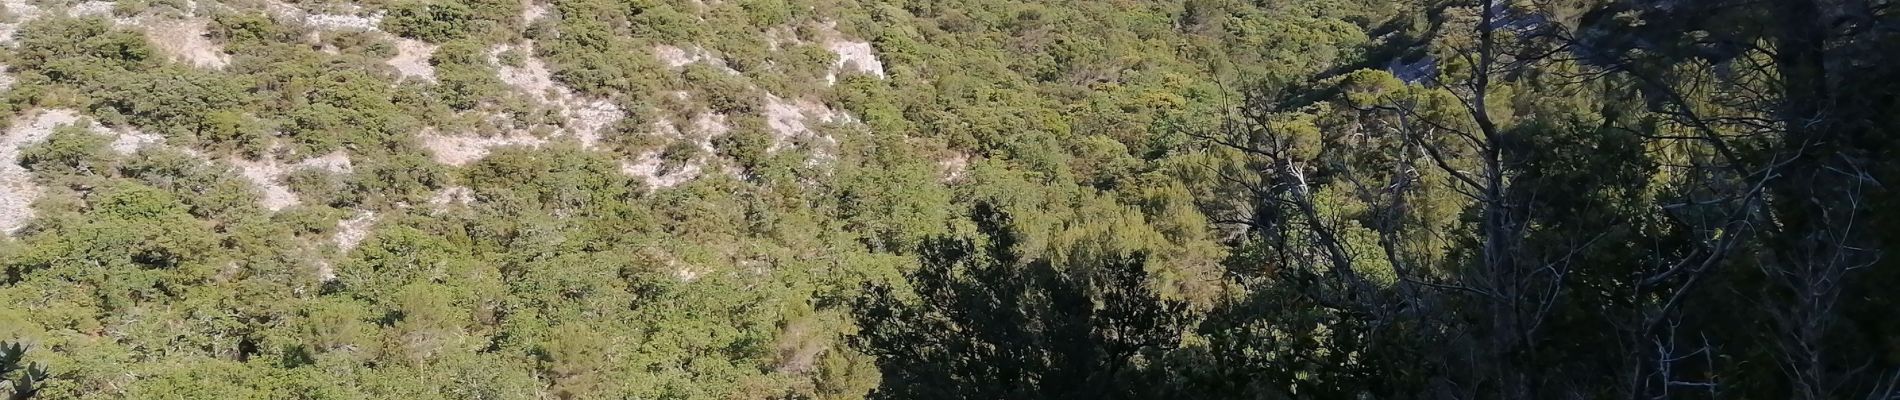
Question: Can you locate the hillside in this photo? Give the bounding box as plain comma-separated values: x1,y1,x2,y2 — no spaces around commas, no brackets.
1,0,1897,398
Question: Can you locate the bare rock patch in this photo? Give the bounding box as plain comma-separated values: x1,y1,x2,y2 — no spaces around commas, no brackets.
490,41,625,149
0,109,81,235
229,149,355,211
417,128,547,167
762,93,844,155
386,38,437,82
815,22,886,85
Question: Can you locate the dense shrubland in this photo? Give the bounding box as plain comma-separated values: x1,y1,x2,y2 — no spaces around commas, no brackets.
0,0,1894,398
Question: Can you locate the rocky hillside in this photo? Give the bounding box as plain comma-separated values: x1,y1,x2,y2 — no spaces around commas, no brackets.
0,0,1393,397
11,0,1884,398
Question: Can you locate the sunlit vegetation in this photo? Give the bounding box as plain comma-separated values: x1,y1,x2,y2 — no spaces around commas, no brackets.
1,0,1896,398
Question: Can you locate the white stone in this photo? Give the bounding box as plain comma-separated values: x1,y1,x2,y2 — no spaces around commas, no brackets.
266,1,384,31
0,109,82,235
333,209,375,250
427,185,474,206
489,41,624,149
652,44,738,75
825,39,886,85
145,19,231,69
520,0,547,24
386,38,436,82
417,129,546,167
68,1,114,17
619,151,702,189
228,149,356,211
107,127,164,155
762,93,842,152
940,153,971,182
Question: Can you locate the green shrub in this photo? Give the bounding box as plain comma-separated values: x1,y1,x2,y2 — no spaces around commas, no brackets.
19,124,114,177
382,0,475,42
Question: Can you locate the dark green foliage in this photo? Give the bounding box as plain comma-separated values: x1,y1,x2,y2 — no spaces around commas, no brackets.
430,39,506,110
12,18,156,76
1,0,1890,398
209,12,298,46
656,139,701,174
346,151,446,206
740,0,793,27
118,147,266,219
0,342,51,400
683,65,760,114
322,29,400,58
196,110,273,156
379,0,521,43
714,117,774,172
5,181,220,311
382,0,476,42
853,204,1189,400
18,125,112,177
463,145,640,216
93,66,253,140
284,167,359,207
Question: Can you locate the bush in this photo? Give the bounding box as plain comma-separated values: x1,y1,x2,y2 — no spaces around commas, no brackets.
430,39,506,110
682,65,759,114
13,17,158,81
382,0,475,42
19,124,113,177
285,167,360,208
714,115,772,172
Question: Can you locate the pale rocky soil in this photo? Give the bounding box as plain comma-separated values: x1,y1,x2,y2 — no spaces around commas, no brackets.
690,111,729,148
672,262,701,282
763,93,844,153
68,1,117,18
487,41,625,148
0,109,80,235
314,260,337,281
0,109,206,234
106,126,165,155
482,41,759,189
0,106,368,233
940,152,971,182
619,151,704,189
816,22,887,85
520,0,547,24
333,209,375,250
653,44,739,75
617,108,721,189
0,0,46,41
266,1,383,31
754,22,888,85
652,44,707,68
2,0,231,70
763,26,800,51
263,0,433,85
0,0,910,293
143,18,231,69
427,185,474,207
416,128,547,167
0,0,890,203
825,40,885,85
229,149,354,211
317,209,375,282
298,150,354,172
228,156,300,212
386,38,437,82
